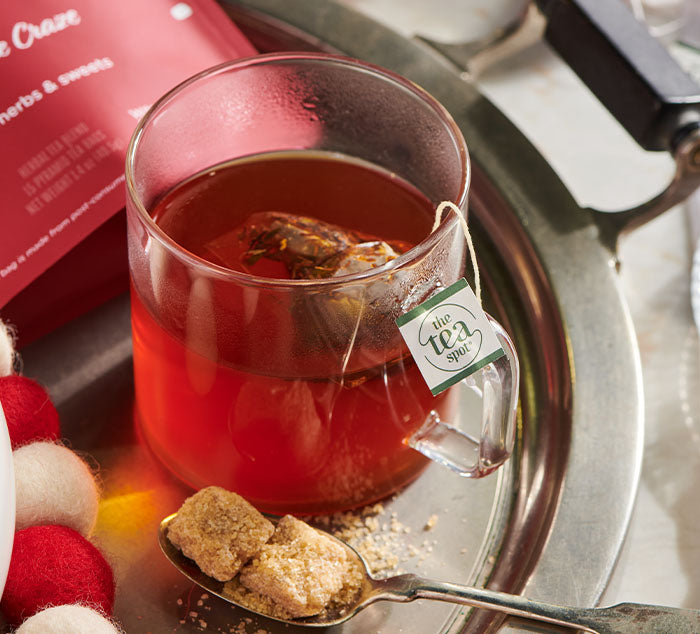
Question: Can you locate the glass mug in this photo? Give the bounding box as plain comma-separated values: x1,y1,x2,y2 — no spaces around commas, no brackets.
125,53,519,514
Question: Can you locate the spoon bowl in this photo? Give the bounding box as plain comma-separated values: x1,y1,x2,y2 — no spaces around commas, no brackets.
159,512,376,627
159,513,700,633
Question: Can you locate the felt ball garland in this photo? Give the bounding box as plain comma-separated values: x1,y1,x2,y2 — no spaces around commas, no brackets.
0,323,120,632
0,376,60,449
1,525,115,627
13,442,99,536
16,604,120,634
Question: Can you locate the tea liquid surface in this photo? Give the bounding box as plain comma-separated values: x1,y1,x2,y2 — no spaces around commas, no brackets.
152,151,433,278
131,152,454,512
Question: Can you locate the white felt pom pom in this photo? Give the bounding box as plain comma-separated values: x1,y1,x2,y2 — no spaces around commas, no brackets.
0,321,15,376
16,604,120,634
13,442,99,536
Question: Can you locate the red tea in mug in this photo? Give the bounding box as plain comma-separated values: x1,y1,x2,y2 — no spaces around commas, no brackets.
131,151,457,513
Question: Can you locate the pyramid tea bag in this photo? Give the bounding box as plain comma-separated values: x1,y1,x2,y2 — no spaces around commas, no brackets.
203,211,406,279
204,211,413,370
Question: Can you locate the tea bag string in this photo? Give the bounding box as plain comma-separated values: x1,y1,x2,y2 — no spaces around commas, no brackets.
432,201,481,306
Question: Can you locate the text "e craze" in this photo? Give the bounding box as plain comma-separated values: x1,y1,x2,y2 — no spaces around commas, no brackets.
0,10,81,59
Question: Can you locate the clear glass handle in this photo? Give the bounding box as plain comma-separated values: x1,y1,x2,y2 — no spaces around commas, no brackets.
407,315,519,477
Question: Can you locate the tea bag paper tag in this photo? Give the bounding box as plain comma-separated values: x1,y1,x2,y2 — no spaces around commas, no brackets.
395,278,505,396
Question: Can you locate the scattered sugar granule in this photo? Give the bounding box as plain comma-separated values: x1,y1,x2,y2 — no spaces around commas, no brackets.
232,622,247,634
424,514,438,531
167,486,274,581
312,501,437,578
234,515,361,618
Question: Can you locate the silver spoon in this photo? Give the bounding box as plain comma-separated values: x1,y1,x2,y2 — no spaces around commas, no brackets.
159,513,700,632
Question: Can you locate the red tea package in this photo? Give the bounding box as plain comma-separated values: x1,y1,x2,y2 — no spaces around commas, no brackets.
0,0,256,344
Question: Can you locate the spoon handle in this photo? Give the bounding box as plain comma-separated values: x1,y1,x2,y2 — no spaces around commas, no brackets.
371,574,700,633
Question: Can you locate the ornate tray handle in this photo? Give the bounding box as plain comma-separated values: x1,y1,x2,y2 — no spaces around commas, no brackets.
419,0,700,255
593,126,700,254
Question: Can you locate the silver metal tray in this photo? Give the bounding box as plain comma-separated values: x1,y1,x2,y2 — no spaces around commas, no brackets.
18,2,643,632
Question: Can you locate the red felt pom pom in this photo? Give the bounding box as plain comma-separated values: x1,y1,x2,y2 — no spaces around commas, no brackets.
0,376,60,449
0,525,115,627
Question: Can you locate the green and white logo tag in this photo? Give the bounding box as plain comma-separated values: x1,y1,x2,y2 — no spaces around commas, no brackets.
395,278,505,396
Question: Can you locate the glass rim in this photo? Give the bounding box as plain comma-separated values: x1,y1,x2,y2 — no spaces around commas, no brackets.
125,51,471,289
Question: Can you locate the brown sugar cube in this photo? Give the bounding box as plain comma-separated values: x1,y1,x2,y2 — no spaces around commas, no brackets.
167,486,274,582
222,577,297,621
239,515,352,618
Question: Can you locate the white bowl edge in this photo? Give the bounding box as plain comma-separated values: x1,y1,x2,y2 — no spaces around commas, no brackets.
0,403,15,600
